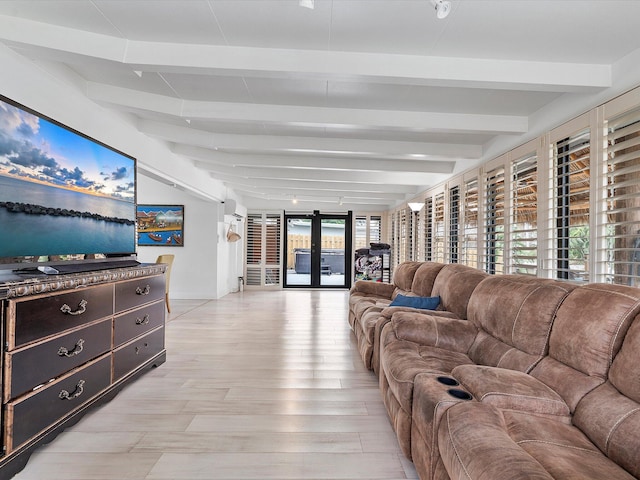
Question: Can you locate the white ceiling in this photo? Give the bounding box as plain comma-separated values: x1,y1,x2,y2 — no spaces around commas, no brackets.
1,0,640,211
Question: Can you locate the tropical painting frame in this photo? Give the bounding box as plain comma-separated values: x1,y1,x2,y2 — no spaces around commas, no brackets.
136,204,184,247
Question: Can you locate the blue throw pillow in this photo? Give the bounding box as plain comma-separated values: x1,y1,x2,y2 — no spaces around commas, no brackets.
389,294,440,310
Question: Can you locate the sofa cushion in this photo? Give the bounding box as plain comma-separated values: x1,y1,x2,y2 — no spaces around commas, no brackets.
466,276,574,372
410,262,446,297
608,312,640,402
431,264,489,319
572,316,640,478
531,283,640,412
391,261,422,292
452,365,570,416
547,283,640,378
389,294,440,310
439,402,637,480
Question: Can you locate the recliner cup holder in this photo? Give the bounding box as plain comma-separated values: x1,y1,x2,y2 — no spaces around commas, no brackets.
447,389,473,400
436,376,459,386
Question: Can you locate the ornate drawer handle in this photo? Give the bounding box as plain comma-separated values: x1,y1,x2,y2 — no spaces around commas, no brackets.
135,314,150,325
58,338,85,357
59,380,85,401
60,299,88,316
135,285,151,296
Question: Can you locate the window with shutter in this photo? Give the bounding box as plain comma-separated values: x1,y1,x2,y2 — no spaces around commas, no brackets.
449,186,460,263
244,213,282,287
434,192,446,263
511,153,538,276
424,197,433,261
484,166,505,274
604,108,640,286
461,178,478,267
551,129,590,281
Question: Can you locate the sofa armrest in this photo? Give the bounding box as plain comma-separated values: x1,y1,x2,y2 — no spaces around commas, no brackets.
452,365,570,417
389,311,477,353
350,280,395,299
438,402,556,480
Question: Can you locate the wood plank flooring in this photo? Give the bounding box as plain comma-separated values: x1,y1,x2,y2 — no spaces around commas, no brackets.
13,290,417,480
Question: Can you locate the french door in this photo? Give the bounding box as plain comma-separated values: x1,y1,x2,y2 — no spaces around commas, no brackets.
284,211,352,288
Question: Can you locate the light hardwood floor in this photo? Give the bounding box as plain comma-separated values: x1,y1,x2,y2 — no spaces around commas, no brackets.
14,290,418,480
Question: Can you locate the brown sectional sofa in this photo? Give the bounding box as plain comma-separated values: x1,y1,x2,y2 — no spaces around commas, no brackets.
349,262,487,373
348,261,640,480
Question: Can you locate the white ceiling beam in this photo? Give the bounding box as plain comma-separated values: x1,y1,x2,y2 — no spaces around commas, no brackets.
237,190,392,205
195,161,445,186
0,15,611,92
228,184,406,200
171,144,455,174
138,119,482,158
211,174,419,194
88,83,527,135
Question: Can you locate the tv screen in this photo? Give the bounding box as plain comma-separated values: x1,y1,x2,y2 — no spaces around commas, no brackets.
0,95,137,267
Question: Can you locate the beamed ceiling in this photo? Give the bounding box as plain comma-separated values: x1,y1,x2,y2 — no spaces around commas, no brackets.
1,0,640,212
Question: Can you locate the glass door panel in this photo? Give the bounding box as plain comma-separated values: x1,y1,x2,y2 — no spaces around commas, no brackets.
320,218,346,286
286,217,312,286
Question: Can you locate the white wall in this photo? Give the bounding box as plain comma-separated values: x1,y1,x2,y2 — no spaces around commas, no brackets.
0,44,245,300
136,176,222,299
217,215,246,297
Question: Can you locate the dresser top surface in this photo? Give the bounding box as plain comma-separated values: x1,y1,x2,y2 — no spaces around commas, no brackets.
0,264,166,300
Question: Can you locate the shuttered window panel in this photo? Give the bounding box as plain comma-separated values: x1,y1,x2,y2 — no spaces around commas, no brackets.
391,211,400,268
434,193,446,263
484,166,505,274
424,197,433,261
604,108,640,286
550,129,590,281
414,209,423,262
399,208,408,263
354,215,382,251
511,153,538,276
244,213,282,287
354,216,368,251
448,186,460,263
461,178,478,267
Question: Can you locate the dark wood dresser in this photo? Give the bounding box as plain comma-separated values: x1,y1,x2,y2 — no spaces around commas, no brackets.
0,264,167,479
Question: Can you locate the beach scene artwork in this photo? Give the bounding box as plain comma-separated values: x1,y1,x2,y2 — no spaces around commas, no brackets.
136,205,184,246
0,97,136,257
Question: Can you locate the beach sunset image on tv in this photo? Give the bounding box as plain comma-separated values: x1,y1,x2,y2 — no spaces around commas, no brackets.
0,96,136,258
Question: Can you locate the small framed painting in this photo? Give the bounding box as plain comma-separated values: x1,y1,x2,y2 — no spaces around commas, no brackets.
136,204,184,246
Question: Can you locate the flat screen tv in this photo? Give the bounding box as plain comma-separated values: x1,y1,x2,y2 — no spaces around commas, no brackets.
0,94,137,272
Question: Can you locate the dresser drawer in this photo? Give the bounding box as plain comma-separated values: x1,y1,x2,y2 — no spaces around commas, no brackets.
4,318,113,402
5,354,111,452
114,300,165,347
113,326,165,381
7,283,113,349
115,275,164,313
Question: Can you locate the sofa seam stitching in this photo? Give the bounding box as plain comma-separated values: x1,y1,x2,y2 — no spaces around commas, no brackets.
479,391,566,405
445,408,473,480
604,407,640,455
510,286,543,347
516,439,600,455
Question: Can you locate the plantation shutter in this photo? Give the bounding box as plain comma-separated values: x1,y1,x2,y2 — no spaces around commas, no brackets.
424,197,433,261
244,213,282,287
604,107,640,285
511,153,538,276
434,192,446,263
551,129,590,281
484,166,505,274
462,178,478,267
448,186,460,263
354,216,367,251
